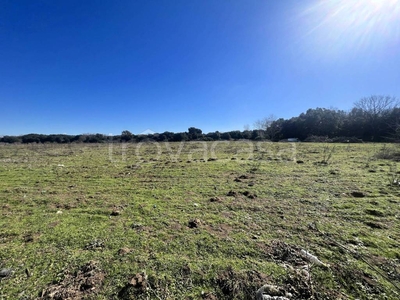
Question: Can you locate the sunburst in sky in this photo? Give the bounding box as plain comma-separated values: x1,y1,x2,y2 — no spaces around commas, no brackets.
299,0,400,59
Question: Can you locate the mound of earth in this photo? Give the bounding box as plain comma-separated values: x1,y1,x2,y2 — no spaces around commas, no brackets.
40,261,105,300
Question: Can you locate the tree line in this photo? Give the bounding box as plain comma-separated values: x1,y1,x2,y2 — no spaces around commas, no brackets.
258,95,399,142
1,95,399,144
0,128,267,144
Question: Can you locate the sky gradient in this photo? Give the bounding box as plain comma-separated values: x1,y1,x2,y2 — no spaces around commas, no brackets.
1,0,400,135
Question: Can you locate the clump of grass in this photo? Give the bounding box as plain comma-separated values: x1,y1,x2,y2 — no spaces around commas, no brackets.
316,144,335,165
375,144,400,161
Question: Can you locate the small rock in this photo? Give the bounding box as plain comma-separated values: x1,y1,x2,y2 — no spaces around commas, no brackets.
256,284,288,300
110,210,121,216
56,210,63,214
0,268,13,278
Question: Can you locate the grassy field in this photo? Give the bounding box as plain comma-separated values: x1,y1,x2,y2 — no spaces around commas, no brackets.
0,141,399,299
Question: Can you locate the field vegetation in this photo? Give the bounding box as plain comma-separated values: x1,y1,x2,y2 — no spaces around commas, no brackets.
0,142,399,299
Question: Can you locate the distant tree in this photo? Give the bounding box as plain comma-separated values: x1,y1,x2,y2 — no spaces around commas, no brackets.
251,129,265,140
121,130,134,142
385,107,400,141
1,136,20,143
342,108,366,139
172,132,188,142
21,134,42,143
254,114,277,140
188,127,203,140
254,115,276,131
353,95,398,141
228,130,243,140
84,134,106,143
206,131,221,140
159,131,174,142
221,132,232,140
242,130,252,140
300,108,345,138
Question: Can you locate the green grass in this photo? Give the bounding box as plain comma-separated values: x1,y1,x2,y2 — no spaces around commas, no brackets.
0,142,399,299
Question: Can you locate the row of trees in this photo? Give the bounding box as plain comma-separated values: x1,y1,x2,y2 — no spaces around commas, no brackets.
1,95,398,144
0,127,267,144
254,95,399,142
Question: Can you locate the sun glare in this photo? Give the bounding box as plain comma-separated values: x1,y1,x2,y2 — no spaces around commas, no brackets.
299,0,400,58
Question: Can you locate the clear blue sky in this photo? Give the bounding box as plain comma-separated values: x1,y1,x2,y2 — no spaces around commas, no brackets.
1,0,399,135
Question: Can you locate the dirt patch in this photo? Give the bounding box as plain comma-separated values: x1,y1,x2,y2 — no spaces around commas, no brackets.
215,267,270,299
169,220,183,231
227,190,239,197
48,202,77,211
204,223,234,239
118,247,132,256
40,261,105,300
351,191,366,198
210,196,223,202
256,240,325,299
110,210,122,216
331,262,382,295
23,233,39,243
48,221,60,228
242,191,257,199
261,240,304,266
118,272,148,299
202,292,218,299
226,190,257,199
188,218,202,228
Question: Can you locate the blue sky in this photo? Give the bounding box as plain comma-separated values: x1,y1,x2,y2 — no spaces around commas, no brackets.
1,0,400,135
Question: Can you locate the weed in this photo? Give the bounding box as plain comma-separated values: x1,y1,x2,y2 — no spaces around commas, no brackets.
375,144,400,161
317,144,335,165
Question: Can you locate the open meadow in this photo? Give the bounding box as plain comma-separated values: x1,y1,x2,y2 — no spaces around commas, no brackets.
0,141,399,299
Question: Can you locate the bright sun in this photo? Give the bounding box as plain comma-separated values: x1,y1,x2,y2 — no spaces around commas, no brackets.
300,0,400,58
